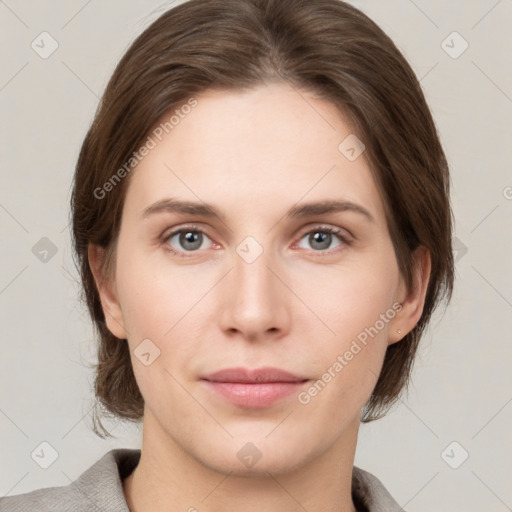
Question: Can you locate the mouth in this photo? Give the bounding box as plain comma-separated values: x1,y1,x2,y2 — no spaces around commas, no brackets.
200,367,309,408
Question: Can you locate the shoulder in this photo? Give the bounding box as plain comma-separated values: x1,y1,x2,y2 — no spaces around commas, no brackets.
352,466,405,512
0,448,140,512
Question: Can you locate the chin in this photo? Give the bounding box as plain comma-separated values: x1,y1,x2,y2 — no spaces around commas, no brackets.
189,433,320,478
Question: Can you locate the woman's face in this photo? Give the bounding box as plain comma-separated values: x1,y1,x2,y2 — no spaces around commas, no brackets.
95,83,421,475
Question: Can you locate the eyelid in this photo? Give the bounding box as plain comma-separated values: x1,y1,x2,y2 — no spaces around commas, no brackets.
161,223,213,240
295,223,353,242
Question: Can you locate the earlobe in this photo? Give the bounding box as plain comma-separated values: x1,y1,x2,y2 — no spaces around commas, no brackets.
88,243,127,340
388,246,432,345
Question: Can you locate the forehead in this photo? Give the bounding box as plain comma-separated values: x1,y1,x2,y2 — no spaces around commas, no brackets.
123,83,387,228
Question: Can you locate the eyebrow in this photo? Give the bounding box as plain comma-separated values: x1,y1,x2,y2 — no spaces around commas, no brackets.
142,197,375,223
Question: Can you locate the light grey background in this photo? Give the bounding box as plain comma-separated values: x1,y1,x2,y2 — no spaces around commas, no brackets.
1,1,511,510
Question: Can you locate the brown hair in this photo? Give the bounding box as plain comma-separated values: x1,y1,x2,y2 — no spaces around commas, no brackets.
71,0,454,438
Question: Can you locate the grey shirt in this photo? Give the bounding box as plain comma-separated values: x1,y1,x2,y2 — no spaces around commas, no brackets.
0,449,405,511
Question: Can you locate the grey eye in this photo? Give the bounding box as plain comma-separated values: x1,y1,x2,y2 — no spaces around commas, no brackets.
297,230,343,252
168,230,211,252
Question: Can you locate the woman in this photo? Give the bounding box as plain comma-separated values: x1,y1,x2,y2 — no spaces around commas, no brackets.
0,0,454,510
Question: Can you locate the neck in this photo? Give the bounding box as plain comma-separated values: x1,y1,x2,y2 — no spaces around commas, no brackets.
123,413,360,512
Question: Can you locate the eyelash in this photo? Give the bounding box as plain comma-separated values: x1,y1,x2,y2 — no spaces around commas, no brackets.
161,224,352,258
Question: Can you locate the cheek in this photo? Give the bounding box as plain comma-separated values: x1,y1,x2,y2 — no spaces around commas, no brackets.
294,252,399,397
292,252,399,338
295,283,397,421
115,247,204,339
114,256,205,396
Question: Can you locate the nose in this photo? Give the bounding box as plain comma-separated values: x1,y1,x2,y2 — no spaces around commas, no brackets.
218,242,291,342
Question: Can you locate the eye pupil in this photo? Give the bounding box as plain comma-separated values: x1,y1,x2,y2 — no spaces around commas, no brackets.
180,231,202,250
310,231,331,250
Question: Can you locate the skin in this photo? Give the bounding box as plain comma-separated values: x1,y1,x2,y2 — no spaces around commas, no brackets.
89,82,431,512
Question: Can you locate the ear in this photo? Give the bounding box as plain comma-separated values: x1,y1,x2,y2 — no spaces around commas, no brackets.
88,243,128,340
388,245,431,345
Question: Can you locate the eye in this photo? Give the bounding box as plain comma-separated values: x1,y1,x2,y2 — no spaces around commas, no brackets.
162,224,351,258
163,226,214,257
295,226,351,254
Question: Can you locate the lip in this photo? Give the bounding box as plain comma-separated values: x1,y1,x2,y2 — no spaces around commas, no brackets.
201,367,309,408
203,367,307,383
